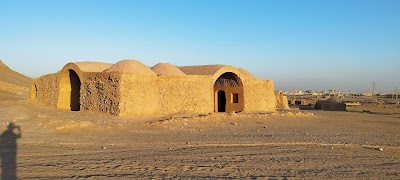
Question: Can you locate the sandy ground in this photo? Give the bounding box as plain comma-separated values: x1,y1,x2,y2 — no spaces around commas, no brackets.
0,94,399,179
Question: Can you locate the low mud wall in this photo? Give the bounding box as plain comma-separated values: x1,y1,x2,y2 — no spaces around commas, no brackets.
31,73,60,107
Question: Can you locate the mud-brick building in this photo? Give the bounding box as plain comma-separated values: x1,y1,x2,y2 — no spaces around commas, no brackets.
30,60,276,117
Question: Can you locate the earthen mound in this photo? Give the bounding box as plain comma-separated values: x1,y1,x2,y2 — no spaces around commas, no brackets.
0,59,31,97
105,60,156,75
151,63,186,76
0,60,31,87
315,97,346,111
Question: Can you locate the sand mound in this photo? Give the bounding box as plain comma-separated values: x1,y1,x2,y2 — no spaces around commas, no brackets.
0,60,31,96
105,60,156,75
151,63,186,76
0,60,31,87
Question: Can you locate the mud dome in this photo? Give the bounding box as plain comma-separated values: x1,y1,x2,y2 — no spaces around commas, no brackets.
30,60,276,117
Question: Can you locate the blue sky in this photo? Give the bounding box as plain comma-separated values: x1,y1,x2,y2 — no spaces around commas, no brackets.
1,0,399,92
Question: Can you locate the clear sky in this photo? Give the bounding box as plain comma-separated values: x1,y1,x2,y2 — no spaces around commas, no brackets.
1,0,399,93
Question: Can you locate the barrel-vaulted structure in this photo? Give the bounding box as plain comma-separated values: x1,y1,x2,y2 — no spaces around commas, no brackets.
30,59,276,117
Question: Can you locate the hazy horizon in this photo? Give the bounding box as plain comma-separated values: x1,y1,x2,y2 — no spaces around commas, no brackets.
1,0,399,93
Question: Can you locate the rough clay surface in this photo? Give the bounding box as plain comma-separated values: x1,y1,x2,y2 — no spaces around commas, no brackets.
81,73,120,115
33,73,60,106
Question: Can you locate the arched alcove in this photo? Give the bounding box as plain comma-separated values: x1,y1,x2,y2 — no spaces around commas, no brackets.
214,72,244,112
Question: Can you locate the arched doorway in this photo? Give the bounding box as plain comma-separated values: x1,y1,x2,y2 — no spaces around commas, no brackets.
69,70,81,111
217,90,226,112
57,69,81,111
214,72,244,112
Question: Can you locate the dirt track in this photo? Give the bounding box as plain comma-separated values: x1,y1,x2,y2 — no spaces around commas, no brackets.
0,96,399,179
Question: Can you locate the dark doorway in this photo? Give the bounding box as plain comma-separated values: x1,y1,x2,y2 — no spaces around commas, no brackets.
69,70,81,111
218,90,226,112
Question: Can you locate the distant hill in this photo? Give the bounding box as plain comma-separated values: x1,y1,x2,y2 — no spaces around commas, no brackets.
0,60,31,96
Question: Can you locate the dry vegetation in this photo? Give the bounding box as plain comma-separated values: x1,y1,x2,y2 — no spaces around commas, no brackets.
0,61,399,179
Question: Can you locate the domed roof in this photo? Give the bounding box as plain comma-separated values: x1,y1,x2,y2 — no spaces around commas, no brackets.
326,97,339,104
74,62,113,72
151,63,186,76
105,60,156,75
178,65,225,76
238,68,256,78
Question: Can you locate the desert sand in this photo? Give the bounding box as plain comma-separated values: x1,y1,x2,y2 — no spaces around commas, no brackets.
0,61,399,179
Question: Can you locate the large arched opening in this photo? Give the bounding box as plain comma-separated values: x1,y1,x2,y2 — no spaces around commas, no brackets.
214,72,244,112
57,69,81,111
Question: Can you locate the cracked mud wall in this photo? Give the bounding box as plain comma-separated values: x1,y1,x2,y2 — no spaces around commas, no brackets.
157,75,213,116
31,73,60,107
243,79,276,112
80,72,120,115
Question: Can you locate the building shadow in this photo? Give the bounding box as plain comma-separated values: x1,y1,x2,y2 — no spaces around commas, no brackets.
0,123,21,180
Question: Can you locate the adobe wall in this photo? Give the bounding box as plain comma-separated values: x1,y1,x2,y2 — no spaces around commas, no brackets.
119,74,214,117
157,75,213,115
31,73,60,107
118,73,159,117
243,79,276,112
80,72,121,115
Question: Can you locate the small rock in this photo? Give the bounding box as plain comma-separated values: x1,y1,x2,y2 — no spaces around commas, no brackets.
101,146,107,149
231,122,238,126
378,148,384,151
263,126,268,129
